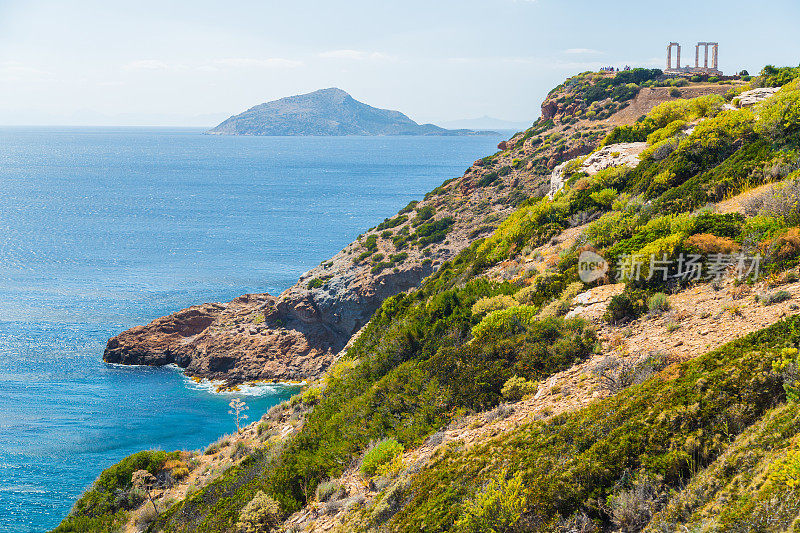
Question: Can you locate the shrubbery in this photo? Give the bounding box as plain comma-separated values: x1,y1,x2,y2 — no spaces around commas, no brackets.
605,289,648,323
236,491,281,533
55,450,175,532
360,439,404,477
501,375,539,401
454,469,525,533
647,292,670,314
136,66,800,533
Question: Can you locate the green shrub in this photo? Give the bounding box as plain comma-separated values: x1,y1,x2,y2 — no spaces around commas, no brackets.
754,79,800,140
432,316,595,410
415,217,455,247
471,295,518,316
453,469,525,533
605,290,648,323
315,480,342,502
647,292,671,314
399,201,419,214
772,347,800,402
501,375,538,401
472,305,537,341
757,64,800,88
760,290,792,305
363,234,378,251
590,188,618,208
412,205,436,226
376,215,408,231
236,491,281,533
768,448,800,490
360,439,404,477
300,384,323,405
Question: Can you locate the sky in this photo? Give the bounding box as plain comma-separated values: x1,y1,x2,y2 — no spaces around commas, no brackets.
0,0,798,126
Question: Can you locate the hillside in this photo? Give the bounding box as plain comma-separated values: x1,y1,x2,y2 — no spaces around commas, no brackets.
207,88,485,136
55,64,800,533
105,69,736,386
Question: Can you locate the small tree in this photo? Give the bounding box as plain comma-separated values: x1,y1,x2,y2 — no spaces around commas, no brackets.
229,397,249,433
132,469,158,514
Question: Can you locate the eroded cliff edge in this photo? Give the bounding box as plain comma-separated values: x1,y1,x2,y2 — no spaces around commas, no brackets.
105,71,722,383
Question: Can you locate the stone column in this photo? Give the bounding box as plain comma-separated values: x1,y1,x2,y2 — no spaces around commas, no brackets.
667,44,672,69
712,43,718,70
677,45,681,70
695,44,700,68
704,44,709,68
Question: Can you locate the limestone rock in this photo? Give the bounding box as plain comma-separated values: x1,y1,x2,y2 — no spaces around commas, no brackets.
549,142,647,198
735,87,780,107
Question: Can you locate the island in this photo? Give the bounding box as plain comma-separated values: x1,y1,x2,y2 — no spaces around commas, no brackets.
206,87,493,136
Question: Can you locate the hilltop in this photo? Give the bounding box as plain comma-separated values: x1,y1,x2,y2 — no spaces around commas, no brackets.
207,88,488,136
56,64,800,533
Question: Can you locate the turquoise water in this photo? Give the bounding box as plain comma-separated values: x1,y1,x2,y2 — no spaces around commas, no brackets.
0,127,507,532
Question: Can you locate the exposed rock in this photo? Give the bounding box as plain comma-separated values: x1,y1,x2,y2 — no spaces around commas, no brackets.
735,87,780,107
581,142,648,174
541,100,558,120
549,142,648,198
104,121,568,383
105,263,435,383
104,77,656,384
565,283,625,320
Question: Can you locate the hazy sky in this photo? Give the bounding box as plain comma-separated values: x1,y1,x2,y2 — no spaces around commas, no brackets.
0,0,798,126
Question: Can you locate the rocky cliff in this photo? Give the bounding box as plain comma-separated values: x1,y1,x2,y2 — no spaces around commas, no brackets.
102,146,548,382
104,82,616,383
105,72,736,384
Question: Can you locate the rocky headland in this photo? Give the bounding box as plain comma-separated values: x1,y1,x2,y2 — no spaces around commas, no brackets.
105,71,735,385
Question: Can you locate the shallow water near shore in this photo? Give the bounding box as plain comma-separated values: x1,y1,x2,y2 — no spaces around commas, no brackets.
0,127,507,532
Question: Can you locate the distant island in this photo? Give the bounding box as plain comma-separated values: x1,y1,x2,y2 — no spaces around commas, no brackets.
207,88,495,136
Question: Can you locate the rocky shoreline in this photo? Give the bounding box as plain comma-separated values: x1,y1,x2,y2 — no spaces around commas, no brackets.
102,141,541,383
105,74,708,384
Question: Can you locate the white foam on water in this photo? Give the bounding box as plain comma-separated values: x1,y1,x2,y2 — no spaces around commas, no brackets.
182,375,304,397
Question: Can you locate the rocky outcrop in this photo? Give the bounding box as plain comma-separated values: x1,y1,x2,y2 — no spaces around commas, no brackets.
549,142,648,197
734,87,780,107
105,75,672,384
104,118,565,383
104,262,435,383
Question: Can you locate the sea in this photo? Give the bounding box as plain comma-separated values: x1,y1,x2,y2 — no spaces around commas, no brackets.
0,127,508,532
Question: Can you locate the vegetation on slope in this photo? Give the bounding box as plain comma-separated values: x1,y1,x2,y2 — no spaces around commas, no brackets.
56,64,800,533
54,450,178,533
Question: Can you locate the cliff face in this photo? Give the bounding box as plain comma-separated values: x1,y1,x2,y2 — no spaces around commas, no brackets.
107,74,688,383
102,144,545,382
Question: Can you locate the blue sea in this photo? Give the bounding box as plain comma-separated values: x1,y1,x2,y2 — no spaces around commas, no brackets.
0,127,507,532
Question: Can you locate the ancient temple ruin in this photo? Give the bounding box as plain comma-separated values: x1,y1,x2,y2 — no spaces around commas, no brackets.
664,41,722,76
